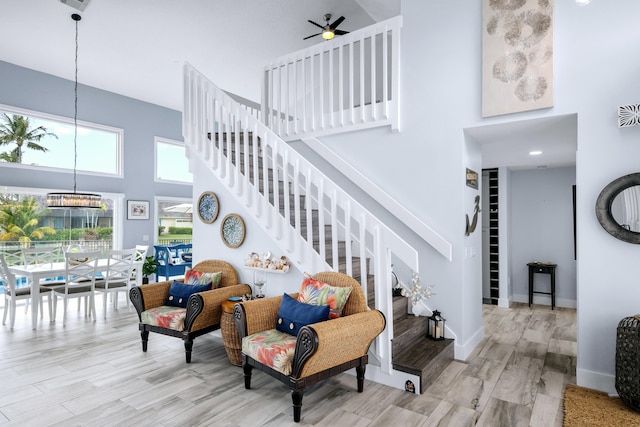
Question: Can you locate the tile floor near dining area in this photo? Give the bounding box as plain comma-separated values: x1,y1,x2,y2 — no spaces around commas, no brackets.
0,299,575,426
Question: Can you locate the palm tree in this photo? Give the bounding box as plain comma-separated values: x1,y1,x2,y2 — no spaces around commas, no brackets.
0,147,20,162
0,197,55,245
0,114,57,164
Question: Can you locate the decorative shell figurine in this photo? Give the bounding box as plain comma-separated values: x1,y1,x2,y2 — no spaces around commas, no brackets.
245,251,291,271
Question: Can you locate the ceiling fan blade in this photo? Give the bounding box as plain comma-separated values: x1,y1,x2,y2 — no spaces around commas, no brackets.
334,29,349,36
308,20,326,30
330,16,345,30
303,32,322,40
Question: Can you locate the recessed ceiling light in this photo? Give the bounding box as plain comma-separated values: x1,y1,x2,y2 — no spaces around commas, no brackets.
576,0,591,5
529,150,542,156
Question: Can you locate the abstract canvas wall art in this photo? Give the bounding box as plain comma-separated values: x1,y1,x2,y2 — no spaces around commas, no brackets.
482,0,554,117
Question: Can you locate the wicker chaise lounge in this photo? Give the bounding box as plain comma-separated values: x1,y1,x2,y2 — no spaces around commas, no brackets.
130,259,251,363
234,271,386,422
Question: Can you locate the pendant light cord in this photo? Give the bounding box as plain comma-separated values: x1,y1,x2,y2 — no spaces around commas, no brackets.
73,14,79,194
45,13,101,210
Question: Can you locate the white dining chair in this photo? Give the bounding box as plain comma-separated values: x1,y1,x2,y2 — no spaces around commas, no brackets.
135,245,149,261
94,248,136,319
21,247,65,317
1,254,52,330
130,245,149,287
52,250,100,326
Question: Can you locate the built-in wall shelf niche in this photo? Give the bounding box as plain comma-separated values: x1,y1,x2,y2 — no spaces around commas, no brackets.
488,169,499,305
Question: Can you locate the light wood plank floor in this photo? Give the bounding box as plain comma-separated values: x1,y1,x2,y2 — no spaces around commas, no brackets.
0,299,575,426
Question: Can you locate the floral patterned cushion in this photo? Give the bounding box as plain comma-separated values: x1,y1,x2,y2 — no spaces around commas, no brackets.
184,269,222,287
141,306,187,331
242,329,298,375
298,273,352,319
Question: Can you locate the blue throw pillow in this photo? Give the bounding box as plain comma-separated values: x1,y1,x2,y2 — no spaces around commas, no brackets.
276,293,330,336
165,280,212,308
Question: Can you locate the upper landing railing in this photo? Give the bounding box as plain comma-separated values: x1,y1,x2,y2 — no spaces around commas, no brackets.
262,16,402,141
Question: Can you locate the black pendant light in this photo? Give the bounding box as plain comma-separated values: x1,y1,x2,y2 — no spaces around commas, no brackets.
47,13,101,209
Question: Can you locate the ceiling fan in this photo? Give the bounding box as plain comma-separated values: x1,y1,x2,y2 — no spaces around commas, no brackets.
304,13,349,41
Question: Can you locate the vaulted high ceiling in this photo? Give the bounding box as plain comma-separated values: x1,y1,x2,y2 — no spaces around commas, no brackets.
1,0,391,111
1,0,575,169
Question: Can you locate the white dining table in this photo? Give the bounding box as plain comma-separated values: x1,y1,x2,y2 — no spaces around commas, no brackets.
9,259,143,330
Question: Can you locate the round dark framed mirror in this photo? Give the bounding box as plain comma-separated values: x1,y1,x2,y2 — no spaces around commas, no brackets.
595,173,640,244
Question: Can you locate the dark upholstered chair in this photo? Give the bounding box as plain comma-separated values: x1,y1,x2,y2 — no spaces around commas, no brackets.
130,260,250,363
234,272,386,422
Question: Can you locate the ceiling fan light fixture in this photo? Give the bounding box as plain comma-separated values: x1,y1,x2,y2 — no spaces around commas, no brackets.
304,13,347,41
322,29,335,40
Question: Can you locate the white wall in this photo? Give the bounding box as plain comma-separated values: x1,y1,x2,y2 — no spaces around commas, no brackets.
462,133,484,354
509,167,577,307
499,167,512,308
567,2,640,393
190,158,304,297
400,0,640,393
304,0,483,358
306,0,640,393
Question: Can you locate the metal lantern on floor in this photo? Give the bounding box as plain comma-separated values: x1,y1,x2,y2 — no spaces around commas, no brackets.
427,310,445,340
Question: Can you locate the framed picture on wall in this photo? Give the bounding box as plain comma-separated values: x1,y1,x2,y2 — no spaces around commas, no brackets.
127,200,149,220
466,168,478,189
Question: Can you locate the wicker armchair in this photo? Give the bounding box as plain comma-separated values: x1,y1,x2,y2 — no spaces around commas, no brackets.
129,260,250,363
234,272,386,422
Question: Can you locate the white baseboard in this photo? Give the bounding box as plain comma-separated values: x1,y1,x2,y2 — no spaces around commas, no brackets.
454,326,484,361
577,368,616,395
512,293,576,309
347,365,423,394
498,297,510,308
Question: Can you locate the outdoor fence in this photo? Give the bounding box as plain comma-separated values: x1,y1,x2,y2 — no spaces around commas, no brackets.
0,240,113,265
157,238,192,245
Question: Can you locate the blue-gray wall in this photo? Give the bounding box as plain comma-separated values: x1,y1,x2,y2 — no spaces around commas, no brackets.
0,60,191,249
509,167,577,307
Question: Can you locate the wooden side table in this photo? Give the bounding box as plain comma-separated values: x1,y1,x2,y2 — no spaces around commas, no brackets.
527,262,557,309
221,299,242,366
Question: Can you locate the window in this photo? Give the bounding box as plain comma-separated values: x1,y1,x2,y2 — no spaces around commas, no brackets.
0,104,122,176
0,187,119,265
155,137,192,184
155,196,193,245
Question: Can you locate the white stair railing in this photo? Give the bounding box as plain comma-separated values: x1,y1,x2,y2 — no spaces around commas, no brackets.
262,16,402,141
183,63,418,374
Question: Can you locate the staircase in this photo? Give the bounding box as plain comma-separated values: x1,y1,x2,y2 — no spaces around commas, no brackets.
208,132,374,304
210,129,453,391
182,15,454,393
391,295,455,392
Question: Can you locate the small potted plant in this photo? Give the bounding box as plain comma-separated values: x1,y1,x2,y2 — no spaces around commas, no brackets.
141,255,159,284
